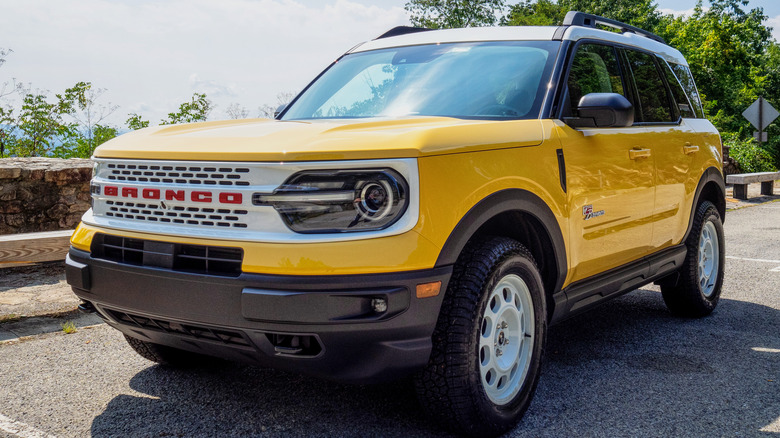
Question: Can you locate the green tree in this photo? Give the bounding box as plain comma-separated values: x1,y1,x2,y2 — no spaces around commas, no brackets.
0,106,16,157
126,93,214,130
405,0,507,28
13,91,73,157
160,93,213,125
126,113,150,130
505,0,564,25
661,0,772,134
56,81,119,156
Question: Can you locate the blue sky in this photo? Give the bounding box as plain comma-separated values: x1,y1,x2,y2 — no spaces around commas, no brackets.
0,0,778,126
656,0,779,16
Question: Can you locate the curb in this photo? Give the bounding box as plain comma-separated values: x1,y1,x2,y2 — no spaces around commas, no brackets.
0,309,103,344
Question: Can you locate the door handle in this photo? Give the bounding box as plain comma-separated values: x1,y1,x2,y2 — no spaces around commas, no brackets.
683,144,699,154
629,148,651,160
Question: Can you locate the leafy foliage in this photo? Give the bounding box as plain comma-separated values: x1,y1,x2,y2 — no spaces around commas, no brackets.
160,93,212,125
126,113,150,131
405,0,507,28
726,135,776,172
13,92,72,157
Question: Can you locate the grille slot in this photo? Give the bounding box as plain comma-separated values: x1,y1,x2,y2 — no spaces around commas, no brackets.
106,163,251,186
105,309,252,348
91,233,243,277
104,201,248,228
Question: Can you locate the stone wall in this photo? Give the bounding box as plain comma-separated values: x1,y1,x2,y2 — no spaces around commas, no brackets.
0,158,93,235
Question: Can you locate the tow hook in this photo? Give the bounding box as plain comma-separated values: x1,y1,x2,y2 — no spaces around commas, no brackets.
77,301,96,314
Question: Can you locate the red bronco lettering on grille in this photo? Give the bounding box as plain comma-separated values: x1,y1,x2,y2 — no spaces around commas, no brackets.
219,193,242,204
191,191,212,202
102,186,242,205
142,188,160,199
165,190,185,201
121,187,138,198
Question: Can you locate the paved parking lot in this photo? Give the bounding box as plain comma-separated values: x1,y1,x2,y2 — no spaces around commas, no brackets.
0,202,778,437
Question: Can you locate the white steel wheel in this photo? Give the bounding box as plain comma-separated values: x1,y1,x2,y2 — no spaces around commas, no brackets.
414,236,547,438
698,221,719,298
661,200,724,318
478,274,535,405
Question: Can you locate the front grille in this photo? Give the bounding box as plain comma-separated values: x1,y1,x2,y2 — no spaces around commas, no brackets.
105,309,252,348
104,201,249,228
91,233,243,277
106,163,251,186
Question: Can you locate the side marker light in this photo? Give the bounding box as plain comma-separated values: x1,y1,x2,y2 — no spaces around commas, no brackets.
416,281,442,299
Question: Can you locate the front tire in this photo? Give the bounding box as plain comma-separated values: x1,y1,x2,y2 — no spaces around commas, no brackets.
661,201,725,317
414,237,546,437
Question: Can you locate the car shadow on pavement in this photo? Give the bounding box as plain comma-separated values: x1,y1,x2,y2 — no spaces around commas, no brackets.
91,360,449,437
91,288,779,437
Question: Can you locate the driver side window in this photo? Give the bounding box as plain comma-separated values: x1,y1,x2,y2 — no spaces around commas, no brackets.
566,44,624,117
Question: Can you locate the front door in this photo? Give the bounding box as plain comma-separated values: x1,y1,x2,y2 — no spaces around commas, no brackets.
558,42,655,282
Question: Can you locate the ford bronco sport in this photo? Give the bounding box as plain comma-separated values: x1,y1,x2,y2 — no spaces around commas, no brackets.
67,11,725,436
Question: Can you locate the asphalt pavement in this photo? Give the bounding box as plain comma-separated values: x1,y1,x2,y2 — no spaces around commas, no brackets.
0,199,778,437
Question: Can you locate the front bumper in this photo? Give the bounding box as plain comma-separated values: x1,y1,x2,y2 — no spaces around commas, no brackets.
66,247,451,383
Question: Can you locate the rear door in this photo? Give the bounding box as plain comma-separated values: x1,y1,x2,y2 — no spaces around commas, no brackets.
618,48,700,250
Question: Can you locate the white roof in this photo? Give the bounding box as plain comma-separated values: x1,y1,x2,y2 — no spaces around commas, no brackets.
352,26,559,53
350,25,687,66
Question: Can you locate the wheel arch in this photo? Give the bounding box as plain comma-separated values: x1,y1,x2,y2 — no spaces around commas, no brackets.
434,189,567,321
682,167,726,243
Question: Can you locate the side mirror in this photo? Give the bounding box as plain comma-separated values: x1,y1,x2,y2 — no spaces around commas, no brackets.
273,104,287,119
565,93,634,128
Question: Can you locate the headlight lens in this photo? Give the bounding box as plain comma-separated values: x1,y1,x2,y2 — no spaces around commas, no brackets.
253,169,409,233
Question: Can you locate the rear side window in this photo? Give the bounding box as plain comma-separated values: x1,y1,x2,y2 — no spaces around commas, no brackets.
659,58,696,118
670,63,705,118
566,44,624,117
622,49,675,123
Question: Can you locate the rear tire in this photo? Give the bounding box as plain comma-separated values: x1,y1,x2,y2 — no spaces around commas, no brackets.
124,335,220,367
661,201,725,317
414,236,546,437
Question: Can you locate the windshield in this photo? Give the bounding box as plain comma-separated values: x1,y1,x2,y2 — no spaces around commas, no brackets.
281,41,559,120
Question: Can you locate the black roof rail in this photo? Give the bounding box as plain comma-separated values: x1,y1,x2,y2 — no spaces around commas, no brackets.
563,11,665,44
375,26,432,40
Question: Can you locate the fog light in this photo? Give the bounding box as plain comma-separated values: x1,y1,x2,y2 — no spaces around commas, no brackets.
371,298,387,313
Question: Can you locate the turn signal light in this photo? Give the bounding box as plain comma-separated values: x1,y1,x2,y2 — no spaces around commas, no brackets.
416,281,441,299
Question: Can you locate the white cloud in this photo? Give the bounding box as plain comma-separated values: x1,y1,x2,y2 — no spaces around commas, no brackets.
188,74,238,99
768,15,780,41
0,0,408,124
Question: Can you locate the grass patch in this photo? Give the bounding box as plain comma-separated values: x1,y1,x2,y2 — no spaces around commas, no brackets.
61,321,77,334
0,314,21,323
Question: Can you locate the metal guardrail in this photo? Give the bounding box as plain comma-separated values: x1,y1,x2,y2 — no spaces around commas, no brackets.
0,230,73,268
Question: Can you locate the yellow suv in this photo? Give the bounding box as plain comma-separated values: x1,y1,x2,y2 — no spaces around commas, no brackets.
67,11,725,437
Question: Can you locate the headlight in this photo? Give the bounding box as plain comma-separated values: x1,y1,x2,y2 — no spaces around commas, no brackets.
90,161,101,208
253,169,408,233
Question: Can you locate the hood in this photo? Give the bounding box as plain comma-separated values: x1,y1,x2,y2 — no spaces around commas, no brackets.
94,117,545,161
